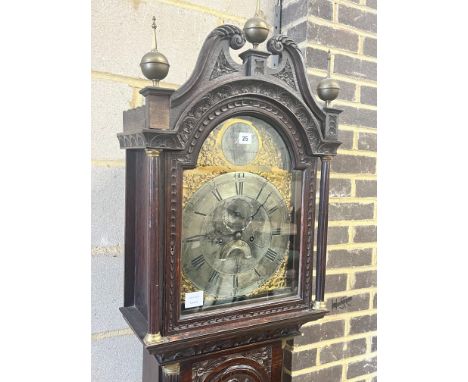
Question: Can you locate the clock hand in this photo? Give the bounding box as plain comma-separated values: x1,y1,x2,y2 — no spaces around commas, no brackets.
184,234,208,242
251,192,272,220
184,230,232,243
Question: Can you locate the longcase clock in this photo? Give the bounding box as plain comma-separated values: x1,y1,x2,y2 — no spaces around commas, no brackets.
117,18,342,382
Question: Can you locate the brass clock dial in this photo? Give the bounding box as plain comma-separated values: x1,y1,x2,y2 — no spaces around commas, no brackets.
180,115,301,313
182,172,290,298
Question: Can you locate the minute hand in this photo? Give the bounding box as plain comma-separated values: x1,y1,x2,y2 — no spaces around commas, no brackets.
251,192,272,219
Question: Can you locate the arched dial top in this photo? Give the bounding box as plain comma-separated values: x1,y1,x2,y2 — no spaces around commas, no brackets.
182,172,291,299
180,115,302,314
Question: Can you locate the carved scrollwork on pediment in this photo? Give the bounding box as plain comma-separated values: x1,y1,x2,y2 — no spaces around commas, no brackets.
207,24,246,50
267,35,302,57
167,25,342,154
119,25,341,154
267,34,338,135
171,25,245,107
271,60,297,90
210,50,238,80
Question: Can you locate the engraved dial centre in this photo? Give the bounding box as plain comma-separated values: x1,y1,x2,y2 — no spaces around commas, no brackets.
182,172,290,298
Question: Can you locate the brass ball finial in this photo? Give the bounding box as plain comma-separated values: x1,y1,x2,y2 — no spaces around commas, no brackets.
140,16,170,87
317,50,340,107
243,0,270,49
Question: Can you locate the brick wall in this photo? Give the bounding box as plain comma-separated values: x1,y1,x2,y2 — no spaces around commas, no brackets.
91,1,377,381
282,1,377,381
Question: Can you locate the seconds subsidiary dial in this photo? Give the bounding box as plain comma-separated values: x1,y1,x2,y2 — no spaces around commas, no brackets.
182,172,290,299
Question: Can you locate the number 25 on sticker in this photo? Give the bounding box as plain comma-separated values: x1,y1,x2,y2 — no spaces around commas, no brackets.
238,133,252,144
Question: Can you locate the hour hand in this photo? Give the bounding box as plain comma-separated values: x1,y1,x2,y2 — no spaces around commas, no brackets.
183,230,227,243
184,234,207,243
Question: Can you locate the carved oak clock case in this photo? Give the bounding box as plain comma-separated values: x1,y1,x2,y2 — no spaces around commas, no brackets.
117,24,342,382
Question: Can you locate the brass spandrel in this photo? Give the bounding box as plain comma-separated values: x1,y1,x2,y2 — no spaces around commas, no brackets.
183,117,292,208
181,270,197,297
248,256,288,297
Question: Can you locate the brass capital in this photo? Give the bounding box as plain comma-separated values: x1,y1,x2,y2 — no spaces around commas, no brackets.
143,332,163,345
163,363,180,375
145,149,161,157
313,300,327,310
281,338,287,349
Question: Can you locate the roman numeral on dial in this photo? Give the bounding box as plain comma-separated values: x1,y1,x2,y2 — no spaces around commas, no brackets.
255,183,267,200
268,206,279,215
254,268,262,279
235,181,244,195
265,248,278,262
261,192,272,206
191,255,205,270
233,275,239,288
272,227,282,235
208,270,220,284
211,188,223,201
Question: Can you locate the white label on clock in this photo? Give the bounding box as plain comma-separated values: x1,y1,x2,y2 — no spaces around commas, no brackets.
238,132,252,144
185,291,204,308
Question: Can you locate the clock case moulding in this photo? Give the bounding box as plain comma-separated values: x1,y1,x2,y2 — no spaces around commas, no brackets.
117,24,342,367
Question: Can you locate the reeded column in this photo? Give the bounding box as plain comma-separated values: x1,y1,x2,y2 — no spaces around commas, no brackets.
313,155,332,310
144,148,162,341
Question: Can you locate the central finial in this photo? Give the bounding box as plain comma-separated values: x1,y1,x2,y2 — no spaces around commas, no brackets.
151,16,158,51
255,0,261,16
243,0,270,49
140,16,170,87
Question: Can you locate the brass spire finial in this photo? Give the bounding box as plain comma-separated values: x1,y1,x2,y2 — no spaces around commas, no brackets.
255,0,261,16
151,16,158,51
317,50,340,107
140,16,170,87
243,0,270,49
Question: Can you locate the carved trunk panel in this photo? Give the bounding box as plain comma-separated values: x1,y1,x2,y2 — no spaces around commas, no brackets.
192,346,272,382
209,370,262,382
